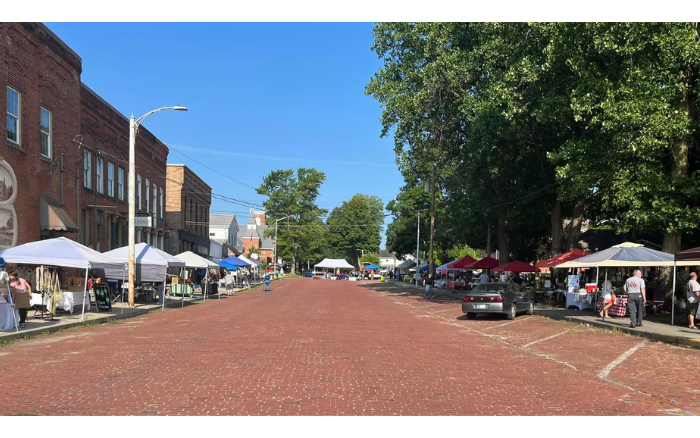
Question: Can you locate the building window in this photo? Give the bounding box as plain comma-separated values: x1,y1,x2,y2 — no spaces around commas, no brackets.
6,87,20,144
118,167,125,200
145,179,150,213
40,107,51,158
153,183,158,219
159,187,164,219
83,150,92,189
137,174,142,210
107,162,114,197
96,156,104,194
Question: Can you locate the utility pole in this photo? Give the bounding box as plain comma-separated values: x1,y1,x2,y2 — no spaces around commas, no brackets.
429,164,436,278
415,210,420,289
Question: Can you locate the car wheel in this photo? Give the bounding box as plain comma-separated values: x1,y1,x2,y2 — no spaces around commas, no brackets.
466,312,477,320
507,304,516,320
526,301,534,315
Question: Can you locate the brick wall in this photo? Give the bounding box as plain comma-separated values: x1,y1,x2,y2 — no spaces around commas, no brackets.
0,23,82,247
79,84,169,251
166,164,211,256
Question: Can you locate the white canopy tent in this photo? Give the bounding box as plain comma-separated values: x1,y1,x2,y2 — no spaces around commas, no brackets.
105,243,185,282
175,251,221,303
314,258,354,270
555,242,697,326
105,243,186,311
0,237,125,320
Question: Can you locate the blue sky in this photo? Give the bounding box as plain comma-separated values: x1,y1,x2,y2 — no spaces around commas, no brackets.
47,22,403,245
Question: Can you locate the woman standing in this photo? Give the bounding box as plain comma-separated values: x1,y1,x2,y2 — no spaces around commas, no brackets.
600,270,614,320
9,272,32,329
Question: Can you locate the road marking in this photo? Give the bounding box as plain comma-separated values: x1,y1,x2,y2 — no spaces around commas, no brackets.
598,340,646,379
482,318,530,331
522,329,571,348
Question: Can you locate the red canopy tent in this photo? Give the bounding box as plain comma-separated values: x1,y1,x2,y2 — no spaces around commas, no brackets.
461,256,499,270
494,261,539,272
448,254,476,270
535,249,589,269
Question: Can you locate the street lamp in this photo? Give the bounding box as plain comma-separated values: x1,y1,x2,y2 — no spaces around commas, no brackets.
128,106,187,308
273,215,291,267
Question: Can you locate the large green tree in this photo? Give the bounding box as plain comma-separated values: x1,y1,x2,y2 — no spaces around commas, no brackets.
325,194,385,266
256,168,328,274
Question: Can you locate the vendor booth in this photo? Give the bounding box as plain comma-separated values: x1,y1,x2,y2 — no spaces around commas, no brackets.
0,237,125,321
314,258,354,280
556,242,695,317
175,251,221,304
104,243,185,311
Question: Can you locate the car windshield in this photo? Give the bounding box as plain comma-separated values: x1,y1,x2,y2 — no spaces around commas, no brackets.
472,284,506,294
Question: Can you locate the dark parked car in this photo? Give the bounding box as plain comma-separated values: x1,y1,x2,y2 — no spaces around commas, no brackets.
462,282,534,320
304,269,314,277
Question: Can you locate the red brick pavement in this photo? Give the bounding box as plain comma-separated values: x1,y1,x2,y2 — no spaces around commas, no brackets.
0,279,697,415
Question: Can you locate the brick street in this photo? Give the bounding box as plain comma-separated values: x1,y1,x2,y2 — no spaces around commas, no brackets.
1,278,699,416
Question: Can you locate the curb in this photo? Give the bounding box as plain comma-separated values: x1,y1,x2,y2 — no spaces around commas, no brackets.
560,315,700,350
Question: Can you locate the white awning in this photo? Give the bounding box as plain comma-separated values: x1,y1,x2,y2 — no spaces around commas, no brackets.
314,258,354,269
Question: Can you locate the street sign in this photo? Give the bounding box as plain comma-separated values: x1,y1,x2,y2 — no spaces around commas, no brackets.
134,215,153,228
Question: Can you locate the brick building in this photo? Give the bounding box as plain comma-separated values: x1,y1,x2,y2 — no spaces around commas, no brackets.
79,84,169,252
1,22,173,252
237,207,274,263
1,23,82,248
165,164,211,257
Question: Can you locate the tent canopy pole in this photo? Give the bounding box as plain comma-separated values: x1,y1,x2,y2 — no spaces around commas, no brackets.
671,261,677,326
81,267,89,321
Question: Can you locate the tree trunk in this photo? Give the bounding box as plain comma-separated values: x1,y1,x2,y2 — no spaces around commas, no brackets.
497,216,510,265
565,196,585,251
550,198,563,257
660,68,692,292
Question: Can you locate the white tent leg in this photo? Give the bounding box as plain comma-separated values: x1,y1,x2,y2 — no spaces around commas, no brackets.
181,267,185,308
6,280,18,332
121,269,125,314
161,280,165,312
204,273,208,302
671,261,677,326
81,268,89,321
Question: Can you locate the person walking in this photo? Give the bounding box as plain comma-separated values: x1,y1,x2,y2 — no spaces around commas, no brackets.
686,272,700,329
224,271,235,296
264,272,271,291
9,272,32,329
624,269,646,328
424,274,435,299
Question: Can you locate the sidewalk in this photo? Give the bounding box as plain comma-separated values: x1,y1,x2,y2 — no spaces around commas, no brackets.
375,280,700,350
0,285,260,343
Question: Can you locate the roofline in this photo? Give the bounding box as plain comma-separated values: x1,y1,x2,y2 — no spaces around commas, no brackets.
38,23,82,64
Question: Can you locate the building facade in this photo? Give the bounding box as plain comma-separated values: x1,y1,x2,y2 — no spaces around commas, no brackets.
165,164,212,257
237,207,274,263
209,213,239,247
79,84,169,251
1,23,82,248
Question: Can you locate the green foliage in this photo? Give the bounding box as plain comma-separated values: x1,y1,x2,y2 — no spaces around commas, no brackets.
360,253,381,265
325,194,385,266
368,22,700,263
257,168,328,273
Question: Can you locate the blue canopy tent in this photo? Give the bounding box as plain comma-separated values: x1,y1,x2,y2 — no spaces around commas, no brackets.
220,255,251,268
364,264,380,270
419,263,439,273
217,261,238,270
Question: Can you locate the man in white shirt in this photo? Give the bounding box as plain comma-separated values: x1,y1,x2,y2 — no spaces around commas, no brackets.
686,272,700,329
224,272,235,296
479,272,489,283
624,270,646,328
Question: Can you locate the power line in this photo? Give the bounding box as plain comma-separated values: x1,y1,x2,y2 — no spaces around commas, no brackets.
169,147,259,191
167,143,395,167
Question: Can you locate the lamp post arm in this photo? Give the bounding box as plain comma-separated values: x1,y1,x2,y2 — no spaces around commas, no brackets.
135,107,182,126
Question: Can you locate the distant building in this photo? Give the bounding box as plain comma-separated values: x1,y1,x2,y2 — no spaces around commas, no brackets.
165,164,211,257
237,207,274,263
209,214,239,247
